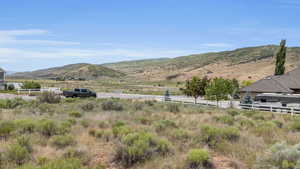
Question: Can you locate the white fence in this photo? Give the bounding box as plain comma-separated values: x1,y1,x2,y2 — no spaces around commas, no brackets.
239,103,300,115
17,88,61,95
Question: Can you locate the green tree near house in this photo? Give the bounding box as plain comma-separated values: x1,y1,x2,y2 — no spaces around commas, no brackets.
181,76,210,103
275,40,287,75
205,77,235,102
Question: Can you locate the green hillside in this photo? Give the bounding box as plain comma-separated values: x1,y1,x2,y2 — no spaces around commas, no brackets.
104,45,300,74
10,63,125,80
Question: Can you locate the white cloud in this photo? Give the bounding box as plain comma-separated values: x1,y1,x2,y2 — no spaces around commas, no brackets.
0,29,80,46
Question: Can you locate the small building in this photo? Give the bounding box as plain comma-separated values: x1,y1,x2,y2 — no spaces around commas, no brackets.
0,68,5,90
240,66,300,98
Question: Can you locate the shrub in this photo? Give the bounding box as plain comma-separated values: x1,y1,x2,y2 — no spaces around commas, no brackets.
51,135,76,149
112,125,133,137
101,100,124,111
6,143,30,165
63,147,90,165
0,98,26,109
134,102,144,111
227,109,240,116
170,129,190,140
80,119,90,128
14,119,36,134
88,128,96,136
0,121,16,139
254,121,277,137
98,120,109,128
256,142,300,169
222,127,240,142
115,132,172,167
81,102,95,111
291,120,300,131
167,104,180,113
200,125,240,148
37,119,59,137
38,158,83,169
22,81,41,89
38,92,61,104
154,119,177,132
186,149,212,169
144,100,156,106
200,125,222,148
16,136,33,153
215,115,234,125
68,111,82,118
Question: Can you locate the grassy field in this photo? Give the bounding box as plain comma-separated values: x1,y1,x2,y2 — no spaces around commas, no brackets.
1,95,300,169
5,79,183,96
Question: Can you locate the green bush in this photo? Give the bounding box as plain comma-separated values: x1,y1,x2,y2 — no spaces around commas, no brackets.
14,119,36,134
115,132,172,167
63,147,90,165
80,119,90,128
68,111,82,118
22,81,41,89
0,98,26,109
291,120,300,131
200,125,240,147
227,109,240,116
51,135,76,149
222,127,240,142
256,142,300,169
6,143,30,165
170,129,190,140
98,120,109,128
200,125,222,148
154,119,177,131
215,115,234,125
38,92,61,104
0,121,16,138
112,125,133,137
22,158,83,169
37,119,59,137
81,102,95,111
101,100,124,111
186,149,212,169
16,136,33,153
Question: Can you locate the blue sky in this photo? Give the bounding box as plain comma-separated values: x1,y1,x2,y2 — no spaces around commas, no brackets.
0,0,300,71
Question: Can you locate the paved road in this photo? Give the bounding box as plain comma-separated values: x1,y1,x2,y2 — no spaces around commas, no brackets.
0,92,240,109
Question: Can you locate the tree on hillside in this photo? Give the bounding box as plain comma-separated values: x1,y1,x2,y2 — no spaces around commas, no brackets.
181,76,210,103
205,77,235,105
275,40,287,75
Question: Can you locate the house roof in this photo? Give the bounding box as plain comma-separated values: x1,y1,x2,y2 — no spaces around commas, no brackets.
0,68,5,72
241,66,300,93
240,76,294,93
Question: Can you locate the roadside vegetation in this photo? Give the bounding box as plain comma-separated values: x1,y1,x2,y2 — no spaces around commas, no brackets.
0,95,300,169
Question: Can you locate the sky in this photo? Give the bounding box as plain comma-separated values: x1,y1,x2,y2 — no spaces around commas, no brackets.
0,0,300,71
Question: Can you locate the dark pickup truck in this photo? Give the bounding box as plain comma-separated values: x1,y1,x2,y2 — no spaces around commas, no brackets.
63,88,97,98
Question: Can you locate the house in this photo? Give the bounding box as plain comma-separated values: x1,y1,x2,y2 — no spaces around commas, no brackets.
0,68,5,90
240,66,300,98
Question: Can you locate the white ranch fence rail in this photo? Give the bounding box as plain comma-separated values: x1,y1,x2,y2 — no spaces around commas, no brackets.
239,103,300,115
17,88,61,95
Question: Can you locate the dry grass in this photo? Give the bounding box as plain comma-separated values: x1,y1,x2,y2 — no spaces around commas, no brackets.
0,98,300,169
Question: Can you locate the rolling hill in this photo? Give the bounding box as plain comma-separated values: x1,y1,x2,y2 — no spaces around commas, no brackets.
104,45,300,81
10,45,300,82
10,63,125,80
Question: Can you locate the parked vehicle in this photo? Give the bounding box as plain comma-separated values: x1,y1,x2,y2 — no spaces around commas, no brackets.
63,88,97,98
